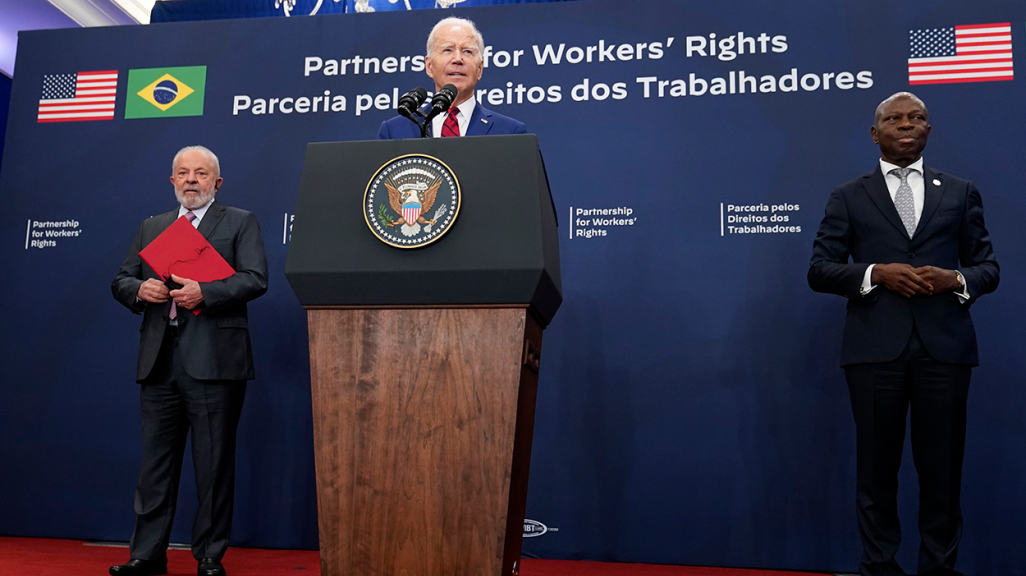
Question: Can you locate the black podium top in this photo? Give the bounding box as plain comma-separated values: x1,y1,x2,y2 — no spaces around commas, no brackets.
285,134,562,327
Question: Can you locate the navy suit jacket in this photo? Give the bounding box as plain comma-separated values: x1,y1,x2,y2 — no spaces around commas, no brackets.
809,166,999,367
112,201,269,382
376,102,527,139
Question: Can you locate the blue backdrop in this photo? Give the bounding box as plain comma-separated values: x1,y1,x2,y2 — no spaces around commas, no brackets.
2,2,1025,574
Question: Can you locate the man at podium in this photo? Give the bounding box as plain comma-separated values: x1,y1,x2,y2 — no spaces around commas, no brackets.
110,146,269,576
377,16,527,139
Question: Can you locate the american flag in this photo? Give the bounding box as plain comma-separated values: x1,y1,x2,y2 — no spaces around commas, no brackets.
908,23,1013,85
37,70,118,123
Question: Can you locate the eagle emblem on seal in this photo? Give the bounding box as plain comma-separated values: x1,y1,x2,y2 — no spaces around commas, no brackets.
364,154,461,248
385,178,442,237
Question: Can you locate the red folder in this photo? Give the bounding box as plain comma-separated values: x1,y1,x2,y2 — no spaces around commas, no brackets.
139,215,235,315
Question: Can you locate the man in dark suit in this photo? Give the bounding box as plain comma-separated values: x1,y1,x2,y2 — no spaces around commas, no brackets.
809,92,998,576
110,146,268,576
377,16,527,139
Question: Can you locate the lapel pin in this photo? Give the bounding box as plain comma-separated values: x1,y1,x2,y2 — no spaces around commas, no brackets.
933,179,941,186
481,119,488,124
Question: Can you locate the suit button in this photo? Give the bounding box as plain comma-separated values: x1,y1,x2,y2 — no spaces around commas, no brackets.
908,251,916,258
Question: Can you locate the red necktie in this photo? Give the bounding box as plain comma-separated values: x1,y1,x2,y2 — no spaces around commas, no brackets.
441,107,460,137
168,211,197,321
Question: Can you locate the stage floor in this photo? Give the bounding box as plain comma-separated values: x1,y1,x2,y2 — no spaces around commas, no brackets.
0,537,843,576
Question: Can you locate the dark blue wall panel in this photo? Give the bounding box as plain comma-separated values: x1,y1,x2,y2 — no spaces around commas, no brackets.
1,2,1024,575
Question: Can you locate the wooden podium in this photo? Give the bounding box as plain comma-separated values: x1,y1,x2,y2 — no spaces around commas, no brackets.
285,135,561,576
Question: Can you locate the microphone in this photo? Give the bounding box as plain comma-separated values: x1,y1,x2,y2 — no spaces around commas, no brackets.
397,87,427,121
426,84,458,121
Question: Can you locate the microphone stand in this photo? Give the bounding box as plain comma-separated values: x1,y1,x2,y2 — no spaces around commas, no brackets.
399,107,431,139
418,112,432,139
399,85,456,138
419,106,448,139
418,85,457,138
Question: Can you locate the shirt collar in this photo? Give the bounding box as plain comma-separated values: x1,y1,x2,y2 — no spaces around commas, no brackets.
178,199,214,224
453,96,476,122
880,156,924,176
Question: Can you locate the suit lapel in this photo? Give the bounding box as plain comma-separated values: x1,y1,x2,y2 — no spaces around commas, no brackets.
155,209,178,234
915,167,945,237
862,166,909,237
465,104,494,136
197,201,225,239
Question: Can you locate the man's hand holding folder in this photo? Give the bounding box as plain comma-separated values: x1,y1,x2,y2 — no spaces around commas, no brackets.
168,274,205,311
138,215,236,315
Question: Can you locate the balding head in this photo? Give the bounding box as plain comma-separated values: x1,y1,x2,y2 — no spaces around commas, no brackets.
426,17,484,56
172,145,221,179
875,92,928,124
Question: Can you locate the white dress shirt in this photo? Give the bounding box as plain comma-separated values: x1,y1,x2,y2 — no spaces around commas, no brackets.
430,97,476,138
178,199,213,227
881,156,926,223
860,157,968,301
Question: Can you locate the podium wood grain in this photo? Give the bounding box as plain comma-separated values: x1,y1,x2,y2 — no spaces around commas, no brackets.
307,307,541,576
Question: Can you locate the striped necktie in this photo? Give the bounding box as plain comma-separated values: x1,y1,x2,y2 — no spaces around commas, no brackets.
168,211,197,322
441,107,460,137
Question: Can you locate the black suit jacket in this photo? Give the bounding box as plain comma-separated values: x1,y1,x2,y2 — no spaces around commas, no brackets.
809,166,999,366
112,201,268,382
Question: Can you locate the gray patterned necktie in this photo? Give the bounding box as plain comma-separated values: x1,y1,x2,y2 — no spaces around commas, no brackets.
890,167,916,238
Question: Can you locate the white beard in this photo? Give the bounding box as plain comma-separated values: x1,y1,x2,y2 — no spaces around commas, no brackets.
175,188,215,210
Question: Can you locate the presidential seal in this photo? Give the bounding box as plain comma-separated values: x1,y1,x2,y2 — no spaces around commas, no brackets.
364,154,461,248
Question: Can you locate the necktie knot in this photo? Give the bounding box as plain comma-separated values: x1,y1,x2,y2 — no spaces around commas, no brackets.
185,211,197,222
890,167,914,182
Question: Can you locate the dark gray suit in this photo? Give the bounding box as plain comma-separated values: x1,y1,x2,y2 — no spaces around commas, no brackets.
112,200,268,563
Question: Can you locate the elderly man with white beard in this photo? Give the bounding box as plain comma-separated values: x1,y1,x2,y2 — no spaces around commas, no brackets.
110,146,268,576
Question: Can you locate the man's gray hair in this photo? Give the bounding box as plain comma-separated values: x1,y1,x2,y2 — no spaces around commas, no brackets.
172,145,221,178
875,92,928,122
426,16,484,56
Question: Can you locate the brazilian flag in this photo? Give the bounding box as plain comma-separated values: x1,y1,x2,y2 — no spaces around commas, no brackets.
125,66,206,119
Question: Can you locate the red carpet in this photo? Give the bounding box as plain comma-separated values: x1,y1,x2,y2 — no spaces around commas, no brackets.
0,537,833,576
520,558,832,576
0,537,318,576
